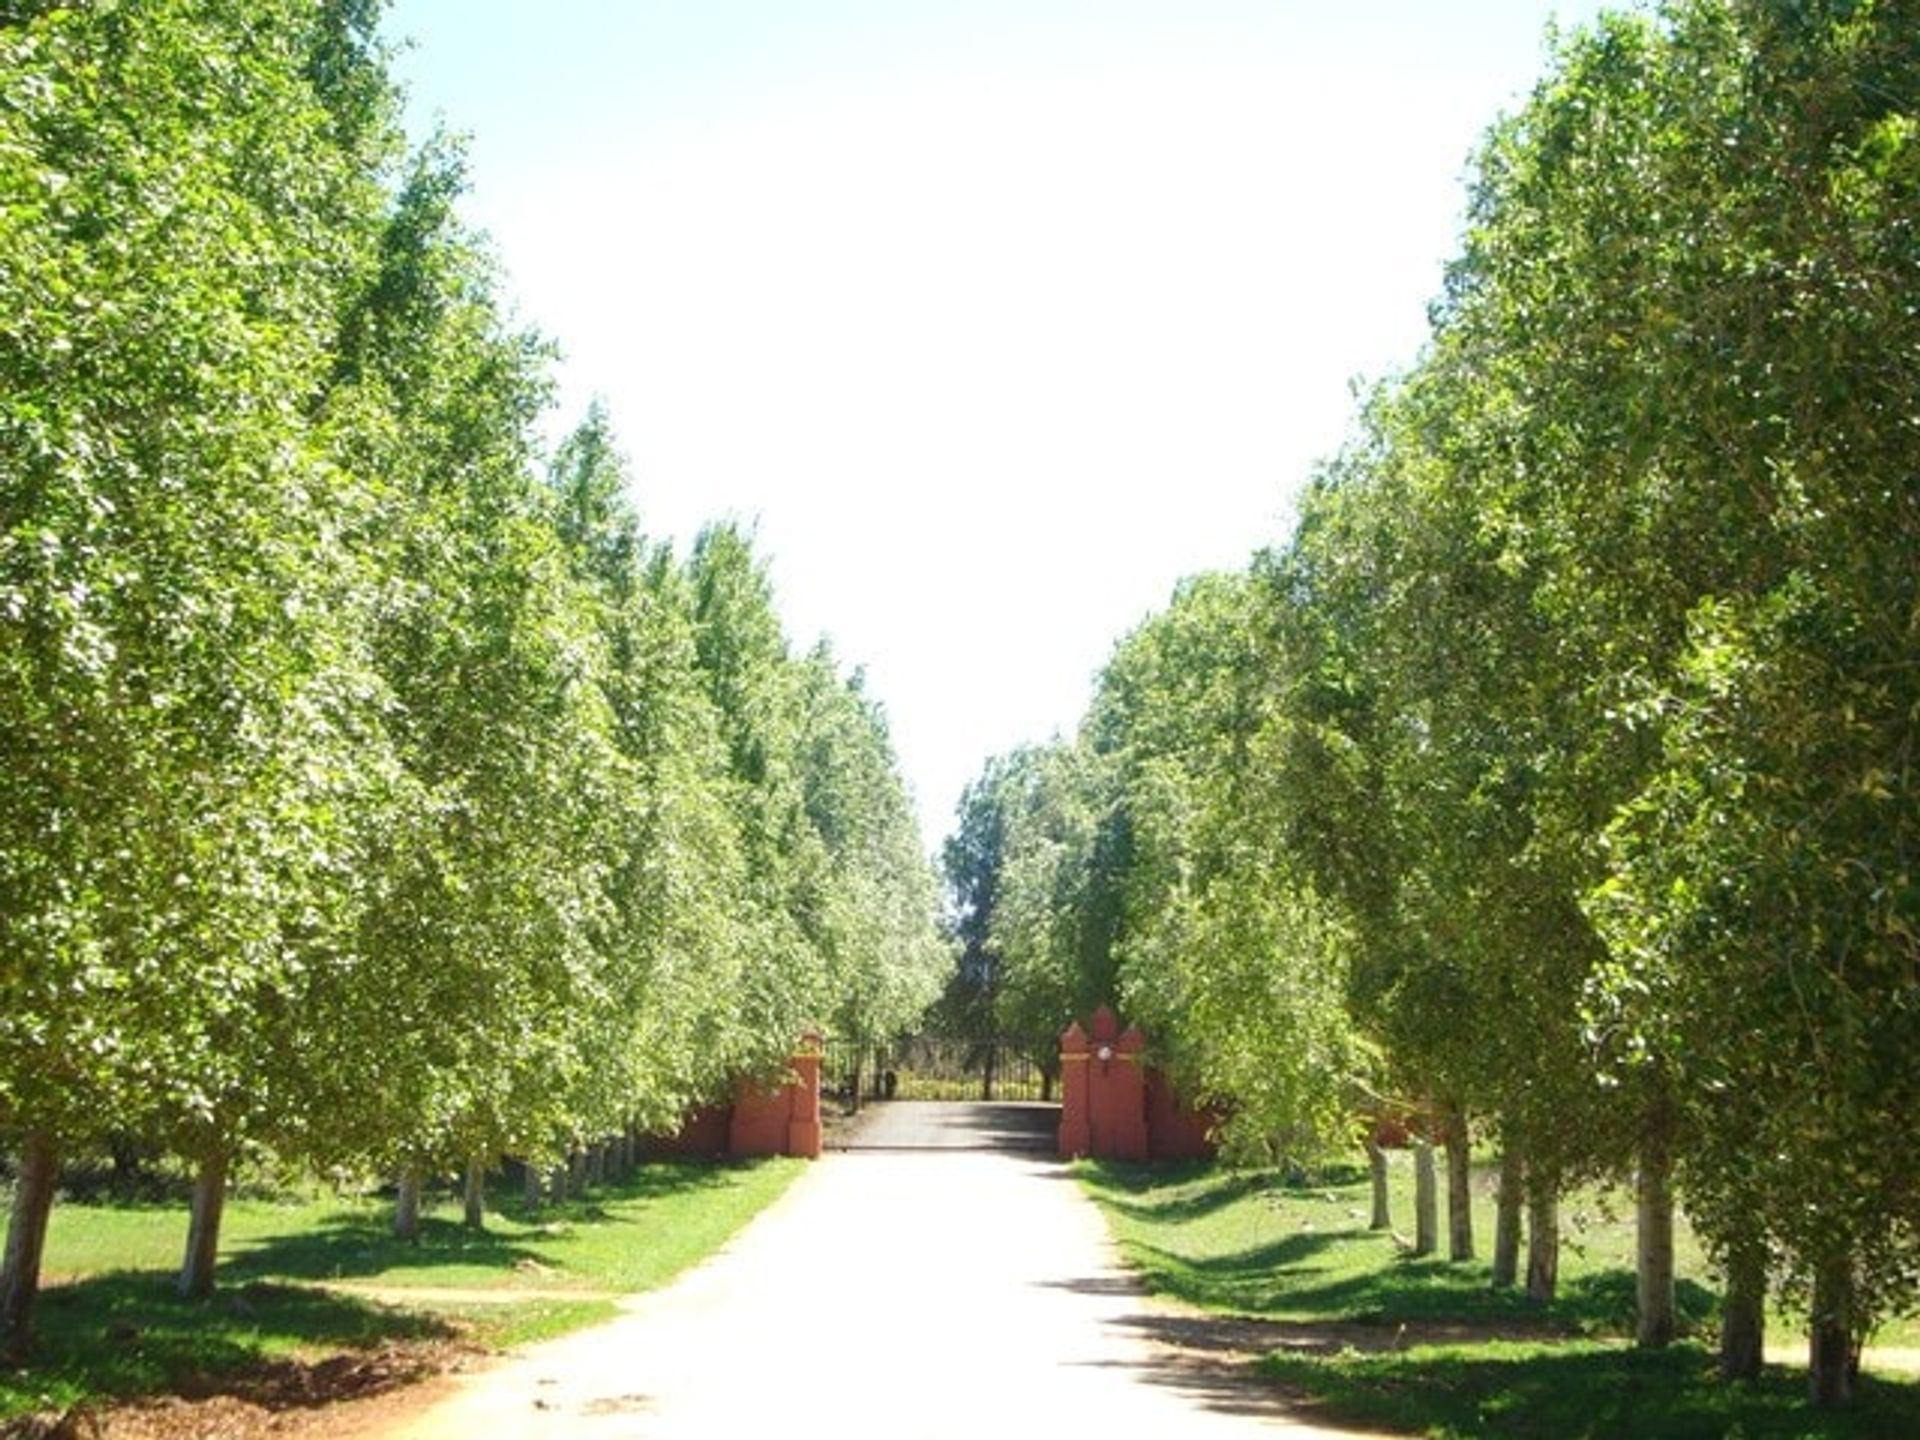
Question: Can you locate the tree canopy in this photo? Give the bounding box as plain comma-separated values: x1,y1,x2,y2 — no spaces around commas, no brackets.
943,0,1918,1406
1,0,942,1348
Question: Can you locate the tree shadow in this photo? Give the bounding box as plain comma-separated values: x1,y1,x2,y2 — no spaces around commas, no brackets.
1080,1164,1275,1223
224,1160,741,1285
2,1271,457,1417
223,1213,551,1284
1115,1221,1716,1341
1257,1340,1920,1439
1079,1160,1371,1224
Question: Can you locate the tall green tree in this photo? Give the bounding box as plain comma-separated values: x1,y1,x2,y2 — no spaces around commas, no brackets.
0,0,410,1330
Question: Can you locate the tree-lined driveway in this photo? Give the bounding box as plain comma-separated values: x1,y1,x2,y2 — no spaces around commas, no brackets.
386,1111,1386,1438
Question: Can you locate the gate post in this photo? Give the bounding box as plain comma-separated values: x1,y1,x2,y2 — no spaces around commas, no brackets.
1089,1009,1149,1162
788,1034,823,1159
1058,1021,1091,1158
728,1036,825,1159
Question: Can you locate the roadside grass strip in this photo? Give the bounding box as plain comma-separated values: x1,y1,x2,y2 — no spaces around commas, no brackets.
1076,1158,1920,1439
0,1158,802,1420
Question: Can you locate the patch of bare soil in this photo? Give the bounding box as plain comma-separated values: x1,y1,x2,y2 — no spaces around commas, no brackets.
3,1339,488,1440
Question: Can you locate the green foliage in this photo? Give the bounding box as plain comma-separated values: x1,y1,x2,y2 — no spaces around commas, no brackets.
953,0,1920,1399
1097,575,1368,1156
987,741,1127,1058
0,0,940,1353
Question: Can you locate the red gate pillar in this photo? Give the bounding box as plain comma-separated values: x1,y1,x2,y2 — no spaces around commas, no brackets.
787,1034,823,1159
1059,1021,1091,1158
729,1036,825,1159
1087,1008,1150,1162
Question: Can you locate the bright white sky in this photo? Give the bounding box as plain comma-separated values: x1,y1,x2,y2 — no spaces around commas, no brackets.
383,0,1612,851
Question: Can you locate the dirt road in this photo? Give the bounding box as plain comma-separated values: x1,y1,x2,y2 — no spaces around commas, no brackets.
381,1104,1382,1438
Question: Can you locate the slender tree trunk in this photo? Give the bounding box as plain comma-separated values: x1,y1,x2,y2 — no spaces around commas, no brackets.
1042,1069,1055,1104
463,1155,486,1230
109,1136,143,1199
1526,1184,1559,1302
1,1131,58,1360
587,1144,606,1187
1719,1236,1766,1383
549,1163,568,1206
522,1158,543,1212
1492,1147,1524,1288
1413,1137,1438,1256
1636,1110,1677,1348
1444,1106,1474,1261
1809,1252,1854,1408
569,1149,588,1193
393,1166,422,1242
178,1149,230,1300
1365,1136,1392,1231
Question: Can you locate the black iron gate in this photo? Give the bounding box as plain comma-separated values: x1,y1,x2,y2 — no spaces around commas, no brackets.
822,1035,1056,1106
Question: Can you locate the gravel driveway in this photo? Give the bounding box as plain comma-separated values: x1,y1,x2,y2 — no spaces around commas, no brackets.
384,1106,1387,1438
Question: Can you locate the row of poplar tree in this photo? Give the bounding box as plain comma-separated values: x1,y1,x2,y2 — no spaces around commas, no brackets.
0,1,946,1354
946,0,1916,1409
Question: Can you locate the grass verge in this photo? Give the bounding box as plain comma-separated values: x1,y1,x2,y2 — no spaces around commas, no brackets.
1076,1158,1920,1439
1,1157,802,1421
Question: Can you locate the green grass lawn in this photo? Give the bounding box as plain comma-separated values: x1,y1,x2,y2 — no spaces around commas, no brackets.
1077,1157,1920,1439
2,1158,801,1421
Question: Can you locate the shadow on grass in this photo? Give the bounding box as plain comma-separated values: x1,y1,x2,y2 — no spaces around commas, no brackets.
225,1213,546,1284
1077,1160,1264,1221
1078,1160,1371,1224
1249,1259,1718,1335
224,1159,740,1285
1260,1339,1920,1440
1106,1204,1713,1340
1,1271,455,1420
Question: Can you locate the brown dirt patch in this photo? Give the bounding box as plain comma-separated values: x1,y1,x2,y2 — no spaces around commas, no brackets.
2,1339,486,1440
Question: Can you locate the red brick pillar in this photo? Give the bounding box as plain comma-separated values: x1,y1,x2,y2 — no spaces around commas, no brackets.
1058,1021,1091,1158
729,1037,825,1159
1086,1008,1149,1162
787,1034,823,1159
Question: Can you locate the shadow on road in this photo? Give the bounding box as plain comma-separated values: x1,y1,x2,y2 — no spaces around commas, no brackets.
830,1100,1061,1153
1041,1274,1410,1433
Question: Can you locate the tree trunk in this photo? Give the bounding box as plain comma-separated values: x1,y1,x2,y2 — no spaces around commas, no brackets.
178,1149,230,1300
1635,1112,1677,1348
1042,1069,1055,1104
0,1131,58,1360
1719,1235,1766,1383
1444,1107,1474,1261
463,1155,486,1230
109,1136,144,1198
393,1166,422,1242
982,1042,996,1102
522,1158,543,1211
549,1163,568,1206
569,1149,588,1193
1365,1136,1392,1231
1412,1137,1438,1256
1491,1147,1524,1288
1809,1252,1854,1408
587,1144,606,1186
1526,1184,1559,1302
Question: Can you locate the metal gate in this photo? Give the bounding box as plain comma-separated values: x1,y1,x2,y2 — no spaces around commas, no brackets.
821,1035,1056,1105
